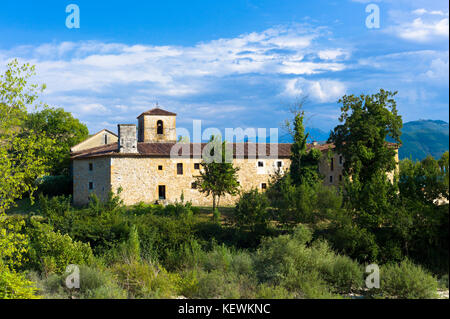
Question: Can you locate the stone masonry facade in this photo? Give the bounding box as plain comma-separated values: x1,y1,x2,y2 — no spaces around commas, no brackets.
72,108,397,207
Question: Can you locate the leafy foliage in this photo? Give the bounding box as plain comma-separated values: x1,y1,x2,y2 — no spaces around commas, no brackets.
289,111,322,187
24,107,88,176
195,136,240,212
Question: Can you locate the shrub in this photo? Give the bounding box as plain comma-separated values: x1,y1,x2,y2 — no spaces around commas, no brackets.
26,220,93,275
321,255,363,294
255,284,294,299
78,265,127,299
233,189,270,230
379,260,438,299
28,265,127,299
192,270,256,299
326,221,379,263
0,265,41,299
254,228,362,298
112,260,179,298
292,224,313,245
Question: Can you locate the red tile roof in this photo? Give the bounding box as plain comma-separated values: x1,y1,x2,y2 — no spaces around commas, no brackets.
137,108,177,118
71,142,338,160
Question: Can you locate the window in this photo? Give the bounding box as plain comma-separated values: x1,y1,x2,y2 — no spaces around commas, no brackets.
191,182,197,189
330,158,334,171
158,165,163,171
158,185,166,200
194,163,200,170
177,163,183,175
157,120,164,135
258,161,264,167
339,155,343,165
261,183,267,189
89,163,93,171
89,182,93,190
104,134,108,145
277,161,283,168
329,176,333,183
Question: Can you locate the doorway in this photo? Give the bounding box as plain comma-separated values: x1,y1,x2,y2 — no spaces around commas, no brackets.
158,185,166,200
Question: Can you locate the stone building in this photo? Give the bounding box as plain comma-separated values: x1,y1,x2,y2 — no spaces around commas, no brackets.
71,129,118,153
71,108,399,207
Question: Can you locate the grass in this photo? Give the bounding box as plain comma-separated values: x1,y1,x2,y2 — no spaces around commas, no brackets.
194,206,235,224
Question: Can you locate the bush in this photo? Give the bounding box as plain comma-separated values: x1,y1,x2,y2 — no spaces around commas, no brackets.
379,260,438,299
112,260,180,298
0,265,41,299
326,221,379,263
254,227,362,298
255,284,294,299
26,219,93,275
28,265,127,299
233,189,270,230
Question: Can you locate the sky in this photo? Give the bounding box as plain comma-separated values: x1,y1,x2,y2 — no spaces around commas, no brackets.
0,0,448,138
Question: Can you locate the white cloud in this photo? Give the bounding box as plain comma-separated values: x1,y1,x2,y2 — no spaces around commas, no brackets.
318,49,351,60
282,78,346,103
387,8,449,42
77,103,107,114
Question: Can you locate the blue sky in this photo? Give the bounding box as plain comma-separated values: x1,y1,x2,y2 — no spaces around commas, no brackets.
0,0,448,137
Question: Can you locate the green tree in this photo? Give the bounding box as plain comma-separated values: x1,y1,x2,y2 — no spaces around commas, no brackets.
289,111,322,187
0,59,54,214
195,136,240,212
233,188,270,231
24,107,89,175
0,59,53,299
329,89,402,228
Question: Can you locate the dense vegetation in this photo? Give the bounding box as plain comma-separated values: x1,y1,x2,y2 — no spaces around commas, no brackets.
1,61,448,299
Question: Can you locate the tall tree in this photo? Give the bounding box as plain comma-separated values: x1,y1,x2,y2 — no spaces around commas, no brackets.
24,107,89,175
0,59,51,298
195,136,240,212
329,89,402,228
289,111,322,187
0,59,54,213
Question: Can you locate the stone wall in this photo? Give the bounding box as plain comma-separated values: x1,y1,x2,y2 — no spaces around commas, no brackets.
139,115,177,143
318,151,345,186
109,157,291,206
73,148,399,207
73,157,112,206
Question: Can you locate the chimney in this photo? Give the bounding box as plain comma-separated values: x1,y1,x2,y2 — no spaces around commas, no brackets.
118,124,138,153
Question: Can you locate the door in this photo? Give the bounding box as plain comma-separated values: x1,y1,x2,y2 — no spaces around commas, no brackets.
158,185,166,200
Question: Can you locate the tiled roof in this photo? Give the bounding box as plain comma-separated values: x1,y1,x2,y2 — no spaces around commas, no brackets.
71,142,337,160
137,108,177,118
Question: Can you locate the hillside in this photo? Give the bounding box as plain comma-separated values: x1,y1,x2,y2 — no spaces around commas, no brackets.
399,120,449,161
274,120,448,161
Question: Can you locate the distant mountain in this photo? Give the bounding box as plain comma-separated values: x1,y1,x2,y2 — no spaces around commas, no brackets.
249,127,330,143
228,120,449,162
399,120,449,161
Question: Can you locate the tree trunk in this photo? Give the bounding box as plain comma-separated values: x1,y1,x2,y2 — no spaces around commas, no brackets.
212,195,216,212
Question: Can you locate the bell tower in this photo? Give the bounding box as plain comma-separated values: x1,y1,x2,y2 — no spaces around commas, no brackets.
137,108,177,143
